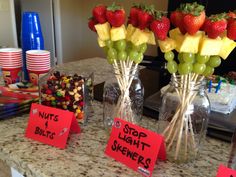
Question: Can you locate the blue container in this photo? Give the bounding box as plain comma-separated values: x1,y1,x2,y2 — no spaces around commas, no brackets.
21,12,44,81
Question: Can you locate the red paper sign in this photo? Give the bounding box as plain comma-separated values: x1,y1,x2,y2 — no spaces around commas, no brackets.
25,103,80,149
216,165,236,177
105,118,166,177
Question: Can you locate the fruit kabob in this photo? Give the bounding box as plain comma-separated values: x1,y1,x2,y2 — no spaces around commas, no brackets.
88,3,166,122
154,2,236,161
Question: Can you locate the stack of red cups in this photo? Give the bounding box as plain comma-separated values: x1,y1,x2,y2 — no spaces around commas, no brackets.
0,48,22,85
26,50,51,85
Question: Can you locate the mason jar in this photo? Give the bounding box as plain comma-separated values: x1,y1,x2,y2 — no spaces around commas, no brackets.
158,74,210,163
103,65,144,132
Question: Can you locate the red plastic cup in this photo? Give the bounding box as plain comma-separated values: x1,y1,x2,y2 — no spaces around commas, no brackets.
2,67,22,86
28,69,49,86
0,48,22,54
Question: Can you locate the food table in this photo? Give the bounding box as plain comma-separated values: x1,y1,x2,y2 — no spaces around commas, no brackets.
0,58,231,177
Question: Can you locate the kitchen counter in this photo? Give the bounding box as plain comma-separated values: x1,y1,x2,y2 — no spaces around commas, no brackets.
0,58,231,177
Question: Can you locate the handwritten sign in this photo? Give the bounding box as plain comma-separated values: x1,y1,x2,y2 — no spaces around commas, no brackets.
105,118,166,177
216,165,236,177
25,103,80,149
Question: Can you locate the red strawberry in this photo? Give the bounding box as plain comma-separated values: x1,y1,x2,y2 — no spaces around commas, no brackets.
181,2,205,35
227,11,236,40
227,11,236,19
88,17,97,32
205,13,227,39
227,19,236,40
150,12,170,41
137,5,155,30
128,5,141,27
170,10,186,34
201,18,211,31
106,3,125,27
92,5,107,24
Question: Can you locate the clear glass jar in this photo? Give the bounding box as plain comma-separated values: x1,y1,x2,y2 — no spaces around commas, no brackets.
158,74,210,163
39,65,93,125
103,65,144,131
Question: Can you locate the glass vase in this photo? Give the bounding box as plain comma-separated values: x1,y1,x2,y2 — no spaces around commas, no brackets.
39,65,93,125
158,74,210,163
103,64,144,132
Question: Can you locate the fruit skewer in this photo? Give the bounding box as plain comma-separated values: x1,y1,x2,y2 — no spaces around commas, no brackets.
89,3,157,124
157,2,236,161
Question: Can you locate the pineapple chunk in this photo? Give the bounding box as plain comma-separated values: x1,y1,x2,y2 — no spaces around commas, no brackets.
219,37,236,59
169,28,184,52
179,31,204,53
110,25,126,41
199,36,223,56
158,37,176,53
126,24,136,41
130,28,149,46
97,37,106,47
147,31,156,45
173,34,184,53
95,22,111,41
169,28,181,39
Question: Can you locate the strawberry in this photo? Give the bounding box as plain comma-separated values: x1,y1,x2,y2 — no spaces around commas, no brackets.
106,3,125,27
181,2,205,35
170,10,186,34
205,13,227,39
137,5,155,30
227,11,236,19
88,17,97,32
150,11,170,40
92,5,107,24
227,19,236,40
201,18,211,31
227,11,236,40
128,4,141,27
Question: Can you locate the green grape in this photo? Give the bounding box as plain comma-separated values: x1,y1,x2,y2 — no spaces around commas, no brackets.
134,52,143,64
196,54,210,64
118,51,127,61
105,40,113,48
178,63,193,75
202,66,214,76
207,56,221,68
167,61,178,73
193,63,206,74
164,51,175,61
183,52,195,63
139,43,147,53
178,53,184,63
107,48,117,60
129,50,139,61
103,47,108,55
107,55,114,64
115,39,126,51
126,41,133,53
